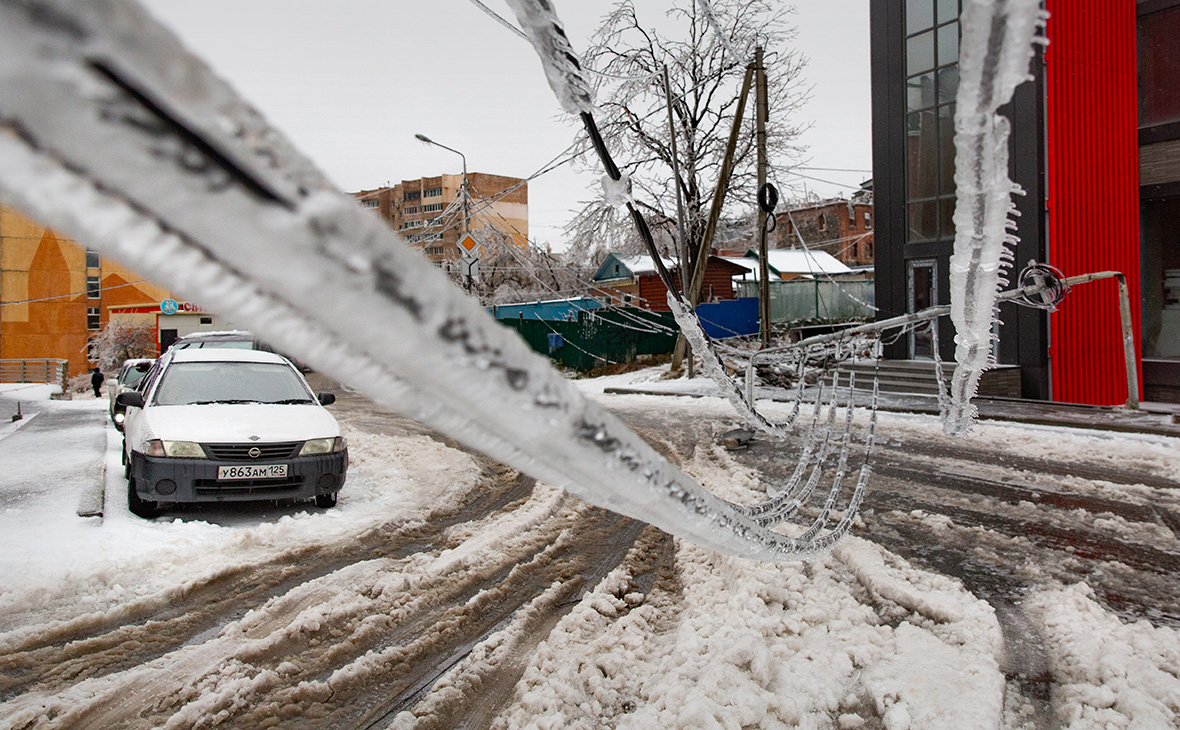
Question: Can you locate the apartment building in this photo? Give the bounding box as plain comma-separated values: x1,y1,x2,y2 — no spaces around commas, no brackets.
353,172,528,264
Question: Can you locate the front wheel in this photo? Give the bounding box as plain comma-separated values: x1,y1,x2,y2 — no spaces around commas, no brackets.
314,492,338,509
128,478,161,518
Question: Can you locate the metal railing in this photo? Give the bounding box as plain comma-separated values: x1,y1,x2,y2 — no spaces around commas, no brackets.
746,269,1141,410
0,359,70,394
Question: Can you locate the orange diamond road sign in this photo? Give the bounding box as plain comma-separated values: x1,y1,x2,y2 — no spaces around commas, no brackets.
457,233,478,253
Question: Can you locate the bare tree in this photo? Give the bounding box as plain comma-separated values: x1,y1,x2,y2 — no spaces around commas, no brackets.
565,0,809,266
89,320,157,373
466,226,590,305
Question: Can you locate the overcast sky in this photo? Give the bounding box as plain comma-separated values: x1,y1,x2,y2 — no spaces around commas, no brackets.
138,0,871,251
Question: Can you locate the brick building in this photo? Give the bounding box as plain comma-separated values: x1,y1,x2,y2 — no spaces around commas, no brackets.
353,172,528,264
775,193,875,268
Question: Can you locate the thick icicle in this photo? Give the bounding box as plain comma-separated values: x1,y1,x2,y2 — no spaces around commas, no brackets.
945,0,1044,435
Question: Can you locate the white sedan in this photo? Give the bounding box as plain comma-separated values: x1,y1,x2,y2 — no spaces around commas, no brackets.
118,348,347,518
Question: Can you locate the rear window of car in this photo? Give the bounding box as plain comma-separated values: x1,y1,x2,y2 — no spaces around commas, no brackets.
175,340,254,349
151,362,313,406
119,367,148,388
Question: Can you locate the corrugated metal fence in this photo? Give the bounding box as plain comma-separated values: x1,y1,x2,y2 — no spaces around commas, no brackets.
496,307,678,371
735,280,875,323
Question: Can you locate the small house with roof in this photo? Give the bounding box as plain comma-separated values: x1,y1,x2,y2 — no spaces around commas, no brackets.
590,253,748,311
725,249,854,282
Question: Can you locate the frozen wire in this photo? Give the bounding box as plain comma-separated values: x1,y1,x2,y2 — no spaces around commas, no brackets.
782,208,878,313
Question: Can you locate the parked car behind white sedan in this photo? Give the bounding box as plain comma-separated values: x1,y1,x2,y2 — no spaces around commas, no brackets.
108,357,154,431
118,348,347,518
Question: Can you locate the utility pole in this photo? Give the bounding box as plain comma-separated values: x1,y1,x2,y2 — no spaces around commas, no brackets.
755,46,771,348
671,62,756,371
663,66,693,377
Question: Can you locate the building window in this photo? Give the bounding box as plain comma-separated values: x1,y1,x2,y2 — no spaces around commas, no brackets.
423,202,444,213
423,187,443,198
865,211,872,228
361,199,380,209
85,249,100,269
403,220,423,229
817,214,826,232
404,205,420,215
905,0,960,242
1139,6,1180,128
199,316,213,325
404,190,421,202
86,275,100,299
87,306,101,330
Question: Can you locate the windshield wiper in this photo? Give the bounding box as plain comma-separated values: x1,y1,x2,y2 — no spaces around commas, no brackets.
269,398,314,404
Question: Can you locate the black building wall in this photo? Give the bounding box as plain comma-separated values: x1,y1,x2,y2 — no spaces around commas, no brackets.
869,0,1050,399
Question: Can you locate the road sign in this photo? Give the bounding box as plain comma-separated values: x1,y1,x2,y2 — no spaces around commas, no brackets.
457,233,478,254
460,253,479,282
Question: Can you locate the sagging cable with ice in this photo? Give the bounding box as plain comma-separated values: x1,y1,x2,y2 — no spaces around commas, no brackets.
506,0,873,546
1,0,857,561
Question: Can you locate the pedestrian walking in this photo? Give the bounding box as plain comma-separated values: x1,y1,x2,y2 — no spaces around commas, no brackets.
90,367,105,398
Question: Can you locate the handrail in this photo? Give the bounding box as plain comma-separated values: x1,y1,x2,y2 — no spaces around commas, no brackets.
0,358,70,394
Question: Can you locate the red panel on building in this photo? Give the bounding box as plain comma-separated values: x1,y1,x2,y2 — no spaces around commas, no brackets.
1045,0,1142,405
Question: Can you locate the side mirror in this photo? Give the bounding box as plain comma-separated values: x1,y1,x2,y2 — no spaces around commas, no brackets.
134,361,153,372
317,392,336,406
116,391,145,409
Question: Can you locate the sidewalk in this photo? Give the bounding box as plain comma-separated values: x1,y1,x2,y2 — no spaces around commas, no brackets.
603,380,1180,438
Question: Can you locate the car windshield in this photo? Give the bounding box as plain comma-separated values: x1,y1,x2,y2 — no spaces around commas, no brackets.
151,362,314,406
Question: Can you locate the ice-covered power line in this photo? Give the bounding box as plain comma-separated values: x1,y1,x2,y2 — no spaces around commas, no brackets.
943,0,1046,436
0,279,150,306
696,0,748,65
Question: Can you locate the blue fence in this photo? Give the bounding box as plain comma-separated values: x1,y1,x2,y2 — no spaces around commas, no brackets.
695,297,760,338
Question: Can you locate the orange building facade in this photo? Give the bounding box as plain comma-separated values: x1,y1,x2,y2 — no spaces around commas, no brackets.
1,205,172,377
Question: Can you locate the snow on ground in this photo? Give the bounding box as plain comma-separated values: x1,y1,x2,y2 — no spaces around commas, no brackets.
579,365,1180,489
4,374,1180,728
0,403,483,642
1025,584,1180,728
0,383,61,400
492,531,1006,729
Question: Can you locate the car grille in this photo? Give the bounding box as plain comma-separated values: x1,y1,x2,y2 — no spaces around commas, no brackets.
202,442,302,461
194,477,305,495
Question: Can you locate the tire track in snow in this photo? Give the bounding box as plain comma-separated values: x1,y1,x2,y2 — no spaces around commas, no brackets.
0,465,534,705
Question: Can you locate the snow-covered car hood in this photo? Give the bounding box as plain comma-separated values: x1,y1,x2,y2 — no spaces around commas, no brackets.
138,403,341,445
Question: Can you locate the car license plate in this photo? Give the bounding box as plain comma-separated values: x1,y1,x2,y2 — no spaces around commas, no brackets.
217,464,287,480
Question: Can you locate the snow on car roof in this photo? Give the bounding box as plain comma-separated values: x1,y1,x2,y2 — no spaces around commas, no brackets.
175,330,254,340
166,348,290,365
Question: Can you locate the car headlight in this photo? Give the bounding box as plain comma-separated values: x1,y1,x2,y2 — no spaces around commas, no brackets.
146,439,206,458
113,412,125,424
300,437,346,455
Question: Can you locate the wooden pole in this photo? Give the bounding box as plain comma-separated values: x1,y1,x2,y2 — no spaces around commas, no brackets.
671,62,756,369
663,67,694,378
755,46,771,348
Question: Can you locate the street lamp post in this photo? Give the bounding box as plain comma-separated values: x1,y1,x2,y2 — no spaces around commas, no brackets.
414,133,468,237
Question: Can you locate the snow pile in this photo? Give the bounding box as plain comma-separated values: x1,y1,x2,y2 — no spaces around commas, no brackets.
1024,584,1180,728
493,535,1005,729
0,425,482,639
0,383,61,400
